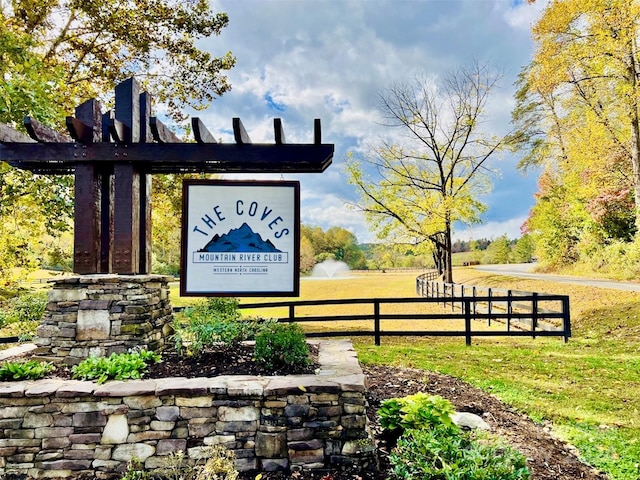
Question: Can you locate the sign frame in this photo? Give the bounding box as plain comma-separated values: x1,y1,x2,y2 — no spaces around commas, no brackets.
180,179,300,297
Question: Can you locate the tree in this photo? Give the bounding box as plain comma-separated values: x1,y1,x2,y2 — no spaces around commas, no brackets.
517,0,640,233
1,0,234,282
347,61,514,283
2,0,235,123
483,235,512,265
300,224,366,270
512,234,535,263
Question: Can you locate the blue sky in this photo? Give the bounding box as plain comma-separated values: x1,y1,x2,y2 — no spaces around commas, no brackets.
192,0,548,243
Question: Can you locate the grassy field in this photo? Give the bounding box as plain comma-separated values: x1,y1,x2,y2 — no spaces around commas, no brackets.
229,268,639,480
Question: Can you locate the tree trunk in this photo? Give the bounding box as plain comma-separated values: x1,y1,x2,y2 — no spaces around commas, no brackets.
628,42,640,235
443,220,454,283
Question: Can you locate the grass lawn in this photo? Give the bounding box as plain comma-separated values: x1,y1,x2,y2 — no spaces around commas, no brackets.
232,268,639,480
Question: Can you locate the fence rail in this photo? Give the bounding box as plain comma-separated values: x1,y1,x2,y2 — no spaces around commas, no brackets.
238,295,570,346
416,273,571,342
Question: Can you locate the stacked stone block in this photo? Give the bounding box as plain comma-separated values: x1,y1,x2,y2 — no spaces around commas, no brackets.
0,340,375,479
33,275,174,364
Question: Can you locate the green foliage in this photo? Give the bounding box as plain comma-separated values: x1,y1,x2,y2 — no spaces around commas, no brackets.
389,428,530,480
301,224,366,271
71,349,161,384
120,459,151,480
253,322,310,371
379,392,458,433
0,359,54,380
514,0,640,267
482,235,513,265
172,298,272,356
511,234,534,263
2,0,235,124
0,291,48,327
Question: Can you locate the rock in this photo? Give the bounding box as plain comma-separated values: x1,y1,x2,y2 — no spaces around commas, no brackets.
452,411,491,431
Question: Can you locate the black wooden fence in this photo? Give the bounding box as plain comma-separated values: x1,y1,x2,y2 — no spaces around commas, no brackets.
415,273,571,343
234,269,570,346
0,270,571,348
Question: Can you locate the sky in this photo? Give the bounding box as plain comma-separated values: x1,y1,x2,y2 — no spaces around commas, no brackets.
190,0,549,244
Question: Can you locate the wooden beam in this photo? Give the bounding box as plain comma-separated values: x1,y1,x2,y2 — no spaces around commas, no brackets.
2,143,334,173
24,116,71,143
192,117,217,144
233,117,252,144
113,164,140,274
74,165,102,274
140,92,153,143
150,117,181,143
314,118,322,145
274,118,285,145
115,78,140,142
0,123,35,143
66,117,94,143
108,118,128,143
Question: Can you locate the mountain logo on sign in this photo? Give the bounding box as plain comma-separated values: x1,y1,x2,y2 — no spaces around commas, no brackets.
198,223,282,253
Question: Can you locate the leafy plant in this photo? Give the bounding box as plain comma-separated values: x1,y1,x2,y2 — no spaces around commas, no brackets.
120,459,151,480
71,349,161,384
253,322,310,372
389,428,530,480
0,359,54,380
172,297,273,356
378,398,404,431
379,392,458,433
0,291,48,327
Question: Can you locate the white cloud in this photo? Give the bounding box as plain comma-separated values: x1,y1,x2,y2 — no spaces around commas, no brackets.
454,216,528,242
194,0,547,243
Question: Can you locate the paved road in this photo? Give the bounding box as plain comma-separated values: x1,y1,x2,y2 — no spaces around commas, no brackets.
474,263,640,292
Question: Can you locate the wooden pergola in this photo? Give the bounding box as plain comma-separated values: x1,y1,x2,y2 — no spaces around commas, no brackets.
0,78,333,275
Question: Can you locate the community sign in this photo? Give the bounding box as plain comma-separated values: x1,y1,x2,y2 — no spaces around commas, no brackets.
180,180,300,296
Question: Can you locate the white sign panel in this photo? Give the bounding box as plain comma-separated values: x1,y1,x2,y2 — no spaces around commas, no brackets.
181,180,300,296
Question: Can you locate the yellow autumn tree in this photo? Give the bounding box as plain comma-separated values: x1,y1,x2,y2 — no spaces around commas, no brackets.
347,61,513,283
518,0,640,234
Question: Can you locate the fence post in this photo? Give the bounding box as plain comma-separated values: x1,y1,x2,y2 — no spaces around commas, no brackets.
289,304,295,323
562,296,571,342
472,286,477,316
374,300,381,346
532,292,538,338
460,285,465,313
464,299,472,346
507,290,512,331
487,288,492,327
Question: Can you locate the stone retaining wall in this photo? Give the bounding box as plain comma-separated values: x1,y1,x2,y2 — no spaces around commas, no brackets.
33,275,174,364
0,340,375,479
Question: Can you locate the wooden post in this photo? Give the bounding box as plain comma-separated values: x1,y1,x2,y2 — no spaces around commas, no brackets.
113,78,142,274
73,99,105,274
374,300,381,346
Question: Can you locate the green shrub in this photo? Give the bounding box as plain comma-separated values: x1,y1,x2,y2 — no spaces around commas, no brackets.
0,359,54,380
71,349,161,384
390,428,530,480
379,392,458,432
172,297,273,356
0,291,48,327
253,322,310,371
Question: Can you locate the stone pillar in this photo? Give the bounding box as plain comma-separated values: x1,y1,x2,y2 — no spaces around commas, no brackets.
33,274,174,364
